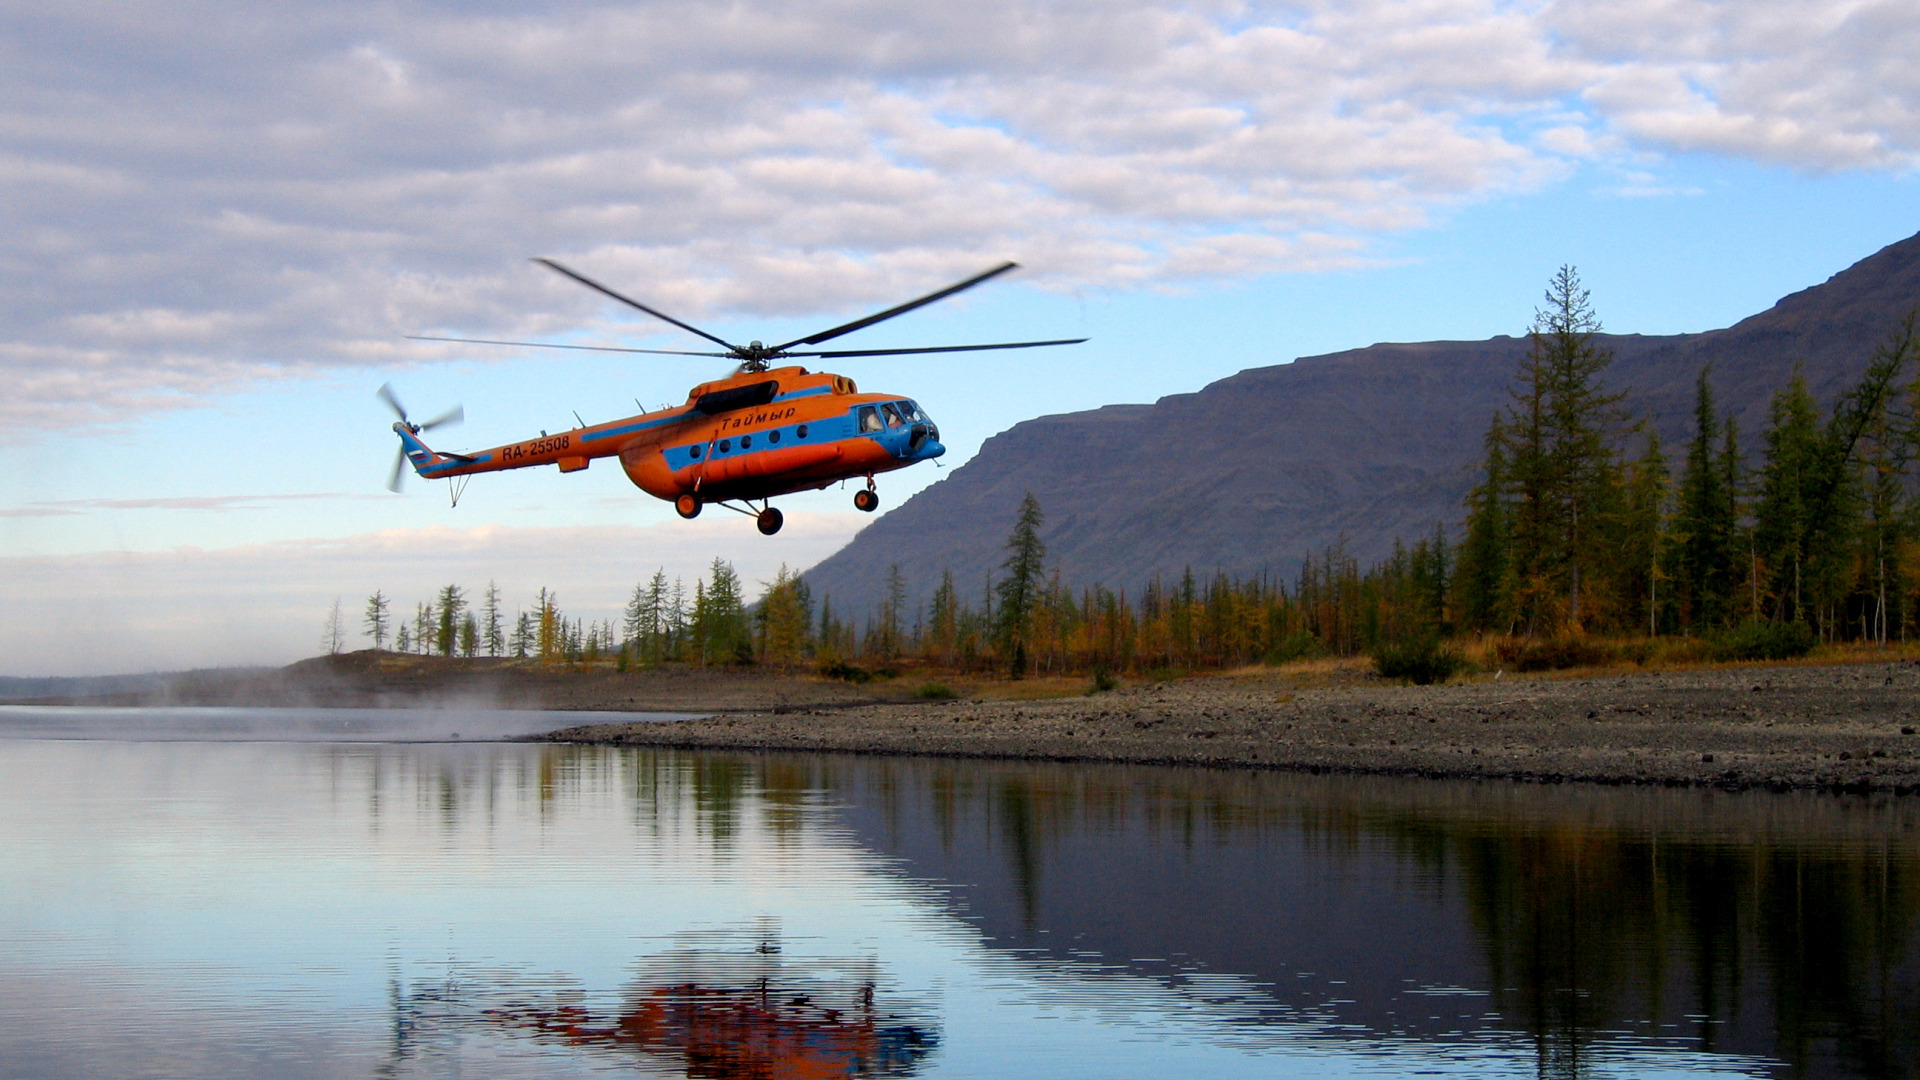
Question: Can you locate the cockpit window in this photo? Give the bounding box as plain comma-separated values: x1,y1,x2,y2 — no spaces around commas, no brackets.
858,406,883,433
881,403,905,428
903,401,928,423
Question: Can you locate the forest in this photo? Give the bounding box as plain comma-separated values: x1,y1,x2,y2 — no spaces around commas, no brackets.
340,268,1920,681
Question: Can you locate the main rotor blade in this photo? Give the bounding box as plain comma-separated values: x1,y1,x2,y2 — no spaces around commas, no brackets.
387,446,407,493
421,405,464,431
406,334,731,358
771,261,1021,353
376,383,408,423
800,337,1088,359
532,258,741,352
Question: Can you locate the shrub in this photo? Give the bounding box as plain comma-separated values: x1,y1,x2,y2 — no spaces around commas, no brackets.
1086,667,1119,695
1372,636,1465,685
914,682,956,700
1494,637,1616,671
1710,620,1815,662
819,659,873,683
1264,631,1321,666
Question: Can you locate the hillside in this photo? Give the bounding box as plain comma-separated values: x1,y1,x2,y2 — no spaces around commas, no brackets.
803,230,1920,620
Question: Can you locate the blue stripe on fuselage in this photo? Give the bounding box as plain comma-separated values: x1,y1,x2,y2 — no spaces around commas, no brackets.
662,408,866,470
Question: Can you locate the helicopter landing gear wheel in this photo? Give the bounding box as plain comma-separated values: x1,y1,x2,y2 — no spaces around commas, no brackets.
756,507,784,535
853,488,879,513
675,493,701,519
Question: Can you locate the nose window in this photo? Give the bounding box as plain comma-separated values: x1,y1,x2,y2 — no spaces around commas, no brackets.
905,401,928,423
858,407,882,433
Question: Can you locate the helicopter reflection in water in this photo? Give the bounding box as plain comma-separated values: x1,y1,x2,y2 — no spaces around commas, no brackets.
388,922,938,1079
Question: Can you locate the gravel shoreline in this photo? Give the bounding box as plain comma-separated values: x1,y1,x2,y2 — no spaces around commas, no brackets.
541,660,1920,794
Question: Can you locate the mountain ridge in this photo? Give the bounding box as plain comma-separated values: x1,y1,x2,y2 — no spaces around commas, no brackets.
802,230,1920,621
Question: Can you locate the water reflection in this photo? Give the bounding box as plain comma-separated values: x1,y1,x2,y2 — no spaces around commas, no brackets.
481,929,935,1077
812,758,1920,1079
3,724,1917,1079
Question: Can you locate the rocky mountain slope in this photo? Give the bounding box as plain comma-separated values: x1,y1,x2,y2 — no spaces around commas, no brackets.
803,231,1920,621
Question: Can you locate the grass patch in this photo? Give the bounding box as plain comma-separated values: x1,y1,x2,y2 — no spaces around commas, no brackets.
913,682,956,700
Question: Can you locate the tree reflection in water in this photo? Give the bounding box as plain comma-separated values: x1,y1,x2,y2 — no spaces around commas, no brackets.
343,744,1920,1078
800,756,1920,1079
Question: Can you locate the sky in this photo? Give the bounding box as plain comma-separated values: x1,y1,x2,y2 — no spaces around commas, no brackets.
3,0,1918,676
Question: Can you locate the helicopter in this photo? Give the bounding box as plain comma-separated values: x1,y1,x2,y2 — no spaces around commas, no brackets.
383,258,1084,535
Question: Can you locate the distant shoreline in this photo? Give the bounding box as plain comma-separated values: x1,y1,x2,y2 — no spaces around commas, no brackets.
21,650,1920,794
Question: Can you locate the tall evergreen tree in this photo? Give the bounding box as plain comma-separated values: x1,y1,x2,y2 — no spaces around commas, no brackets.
1511,266,1625,632
1754,374,1826,624
927,569,958,664
995,492,1047,676
1456,418,1512,634
482,581,504,657
363,590,391,650
1674,367,1739,631
435,584,466,656
757,565,810,671
1621,430,1671,635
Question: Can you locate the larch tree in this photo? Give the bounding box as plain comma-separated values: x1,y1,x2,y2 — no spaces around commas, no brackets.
435,584,467,656
363,590,390,650
1673,368,1740,631
1455,419,1512,634
323,597,346,655
482,581,504,657
995,492,1047,676
1514,265,1626,632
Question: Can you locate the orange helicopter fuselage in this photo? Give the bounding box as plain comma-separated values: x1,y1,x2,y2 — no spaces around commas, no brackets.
398,366,944,506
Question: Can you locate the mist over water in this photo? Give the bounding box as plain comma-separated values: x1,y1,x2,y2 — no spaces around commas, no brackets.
2,712,1916,1078
0,704,696,742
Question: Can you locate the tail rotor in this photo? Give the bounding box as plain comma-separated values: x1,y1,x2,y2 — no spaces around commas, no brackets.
378,383,463,492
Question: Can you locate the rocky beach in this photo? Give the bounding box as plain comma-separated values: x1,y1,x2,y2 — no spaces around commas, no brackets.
542,659,1920,794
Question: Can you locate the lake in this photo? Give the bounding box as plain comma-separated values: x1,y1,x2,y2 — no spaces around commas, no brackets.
1,707,1915,1078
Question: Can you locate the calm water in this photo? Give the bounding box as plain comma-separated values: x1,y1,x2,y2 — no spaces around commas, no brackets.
2,709,1917,1078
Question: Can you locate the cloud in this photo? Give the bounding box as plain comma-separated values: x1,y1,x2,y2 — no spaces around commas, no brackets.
0,493,388,517
3,0,1915,430
0,514,866,676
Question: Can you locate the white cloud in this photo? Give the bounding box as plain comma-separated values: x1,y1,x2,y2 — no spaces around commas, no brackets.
0,514,866,676
2,0,1915,429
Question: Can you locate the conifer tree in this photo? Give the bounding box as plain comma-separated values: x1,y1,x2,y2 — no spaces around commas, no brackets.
927,570,958,664
757,565,810,671
323,597,345,655
1505,266,1626,632
1674,367,1739,631
1621,430,1671,635
1456,419,1512,634
995,493,1047,676
881,563,907,660
435,584,466,656
1755,374,1825,624
363,590,391,650
482,581,503,657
